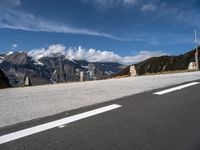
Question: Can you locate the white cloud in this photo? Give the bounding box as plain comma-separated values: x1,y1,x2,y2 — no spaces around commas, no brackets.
122,51,166,64
66,46,121,63
123,0,137,5
12,43,18,49
28,44,66,60
85,0,137,8
72,48,166,65
0,10,124,40
27,44,167,65
141,3,157,12
0,0,20,9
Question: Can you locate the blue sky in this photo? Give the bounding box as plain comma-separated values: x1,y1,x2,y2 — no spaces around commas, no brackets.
0,0,200,64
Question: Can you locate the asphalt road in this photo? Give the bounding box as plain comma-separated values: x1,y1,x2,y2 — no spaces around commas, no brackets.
1,80,200,150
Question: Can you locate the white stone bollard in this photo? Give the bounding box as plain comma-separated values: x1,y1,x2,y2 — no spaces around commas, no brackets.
130,65,137,77
80,72,84,82
24,76,32,86
188,62,196,71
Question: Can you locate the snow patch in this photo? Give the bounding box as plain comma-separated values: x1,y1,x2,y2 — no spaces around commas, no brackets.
81,65,89,69
68,58,78,64
53,70,57,75
34,60,44,66
104,71,114,75
6,51,14,56
0,56,5,64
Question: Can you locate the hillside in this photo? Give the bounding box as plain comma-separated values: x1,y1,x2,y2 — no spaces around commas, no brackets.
0,69,11,89
114,48,200,77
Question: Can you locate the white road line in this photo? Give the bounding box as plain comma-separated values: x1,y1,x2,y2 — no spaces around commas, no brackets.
0,104,121,145
153,82,200,95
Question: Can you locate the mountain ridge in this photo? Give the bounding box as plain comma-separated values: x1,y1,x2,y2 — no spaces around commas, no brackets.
113,48,200,77
0,52,124,87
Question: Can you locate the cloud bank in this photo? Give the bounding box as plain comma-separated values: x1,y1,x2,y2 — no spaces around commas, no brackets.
27,44,167,65
27,44,66,60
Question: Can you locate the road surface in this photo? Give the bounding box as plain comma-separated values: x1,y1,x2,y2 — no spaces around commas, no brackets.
0,79,200,149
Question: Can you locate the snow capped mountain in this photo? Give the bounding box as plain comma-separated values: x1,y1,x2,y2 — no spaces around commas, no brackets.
0,51,124,87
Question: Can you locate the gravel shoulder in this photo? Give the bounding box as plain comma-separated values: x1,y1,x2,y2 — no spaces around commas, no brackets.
0,71,200,128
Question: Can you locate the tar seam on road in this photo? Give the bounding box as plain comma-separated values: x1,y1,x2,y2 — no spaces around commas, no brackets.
0,104,122,145
153,82,200,95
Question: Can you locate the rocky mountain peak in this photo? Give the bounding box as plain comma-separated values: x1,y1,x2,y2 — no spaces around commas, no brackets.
0,52,124,87
5,52,28,65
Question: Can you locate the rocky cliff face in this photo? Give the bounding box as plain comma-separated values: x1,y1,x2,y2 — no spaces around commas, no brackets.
0,69,11,89
114,48,200,77
0,52,124,87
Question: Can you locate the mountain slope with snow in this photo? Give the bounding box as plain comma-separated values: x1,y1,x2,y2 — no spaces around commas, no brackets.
0,52,124,87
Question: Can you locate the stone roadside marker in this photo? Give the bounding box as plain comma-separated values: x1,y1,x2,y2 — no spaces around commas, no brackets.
80,72,84,82
130,65,137,77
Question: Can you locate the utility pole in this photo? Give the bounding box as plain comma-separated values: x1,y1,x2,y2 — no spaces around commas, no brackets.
195,29,199,71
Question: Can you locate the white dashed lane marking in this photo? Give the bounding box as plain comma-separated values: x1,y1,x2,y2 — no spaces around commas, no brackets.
0,104,122,145
153,82,200,95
